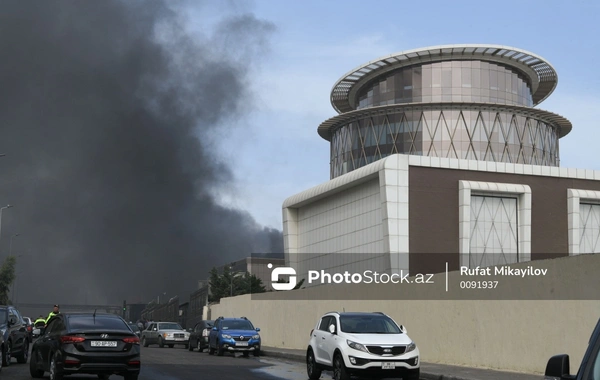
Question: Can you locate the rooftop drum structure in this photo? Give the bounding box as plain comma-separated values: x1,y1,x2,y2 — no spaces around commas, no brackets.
318,44,573,178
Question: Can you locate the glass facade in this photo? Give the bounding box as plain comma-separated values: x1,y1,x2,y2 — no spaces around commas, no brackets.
580,203,600,253
329,108,560,178
356,61,533,109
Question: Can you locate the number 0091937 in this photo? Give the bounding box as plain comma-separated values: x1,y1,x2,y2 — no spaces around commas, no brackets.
459,281,498,289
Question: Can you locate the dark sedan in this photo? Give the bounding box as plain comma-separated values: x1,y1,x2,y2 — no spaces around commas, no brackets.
30,312,140,380
188,320,214,352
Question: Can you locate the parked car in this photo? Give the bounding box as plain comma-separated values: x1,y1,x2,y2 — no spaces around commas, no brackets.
0,305,30,367
306,311,420,380
188,320,214,352
208,317,261,357
23,317,34,343
544,317,600,380
141,321,190,348
128,323,141,338
29,312,140,380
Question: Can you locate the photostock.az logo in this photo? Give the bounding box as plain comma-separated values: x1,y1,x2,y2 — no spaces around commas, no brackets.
268,263,296,291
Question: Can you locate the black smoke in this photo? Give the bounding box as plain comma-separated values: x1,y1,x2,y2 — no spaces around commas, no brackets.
0,0,282,306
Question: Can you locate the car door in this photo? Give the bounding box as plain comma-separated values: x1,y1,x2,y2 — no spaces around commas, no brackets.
314,316,334,365
13,308,28,352
37,317,62,369
322,315,341,362
209,320,220,347
151,323,160,343
145,323,155,343
8,308,24,354
191,323,202,346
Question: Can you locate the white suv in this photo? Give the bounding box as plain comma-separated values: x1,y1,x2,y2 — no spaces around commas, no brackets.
306,312,420,380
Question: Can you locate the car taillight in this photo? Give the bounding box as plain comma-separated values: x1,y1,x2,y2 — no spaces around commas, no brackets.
61,336,85,343
123,336,140,344
27,326,32,331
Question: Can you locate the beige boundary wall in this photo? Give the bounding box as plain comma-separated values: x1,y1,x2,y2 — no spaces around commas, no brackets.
208,253,600,374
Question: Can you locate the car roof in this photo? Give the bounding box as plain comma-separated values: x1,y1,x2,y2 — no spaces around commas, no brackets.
63,312,121,317
329,312,388,317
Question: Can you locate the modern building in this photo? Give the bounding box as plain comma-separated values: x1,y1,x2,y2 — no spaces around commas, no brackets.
283,44,600,281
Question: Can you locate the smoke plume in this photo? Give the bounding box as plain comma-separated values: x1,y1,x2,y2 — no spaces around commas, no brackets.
0,0,282,306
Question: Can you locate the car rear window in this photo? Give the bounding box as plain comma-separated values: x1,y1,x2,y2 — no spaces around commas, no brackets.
68,316,129,331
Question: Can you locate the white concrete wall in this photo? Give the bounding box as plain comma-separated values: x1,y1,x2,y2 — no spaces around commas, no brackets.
292,178,389,285
209,253,600,375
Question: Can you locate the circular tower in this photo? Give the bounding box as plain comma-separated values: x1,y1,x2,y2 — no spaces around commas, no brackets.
318,44,573,179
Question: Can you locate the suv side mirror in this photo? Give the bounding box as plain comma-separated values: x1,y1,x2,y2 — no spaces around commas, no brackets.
328,324,336,334
8,316,17,326
399,325,407,333
212,327,218,331
255,328,260,332
544,354,574,379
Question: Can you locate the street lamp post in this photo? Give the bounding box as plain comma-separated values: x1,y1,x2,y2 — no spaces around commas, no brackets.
9,233,20,256
0,205,13,247
12,254,25,307
230,270,245,297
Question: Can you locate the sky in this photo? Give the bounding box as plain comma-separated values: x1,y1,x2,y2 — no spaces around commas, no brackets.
202,0,600,229
0,0,599,306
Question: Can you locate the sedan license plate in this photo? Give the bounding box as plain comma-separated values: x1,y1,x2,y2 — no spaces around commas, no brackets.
91,341,117,347
382,362,395,369
235,342,248,346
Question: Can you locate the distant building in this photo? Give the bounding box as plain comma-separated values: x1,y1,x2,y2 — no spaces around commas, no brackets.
214,257,286,292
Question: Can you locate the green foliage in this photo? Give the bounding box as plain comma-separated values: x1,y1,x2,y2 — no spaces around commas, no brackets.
0,256,16,304
208,266,267,303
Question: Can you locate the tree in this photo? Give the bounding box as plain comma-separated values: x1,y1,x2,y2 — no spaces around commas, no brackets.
0,256,16,304
208,266,267,303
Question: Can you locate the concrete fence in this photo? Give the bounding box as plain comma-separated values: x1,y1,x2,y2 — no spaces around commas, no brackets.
208,253,600,374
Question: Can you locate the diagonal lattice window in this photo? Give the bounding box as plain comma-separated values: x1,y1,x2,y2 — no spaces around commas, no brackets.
580,203,600,253
469,195,519,267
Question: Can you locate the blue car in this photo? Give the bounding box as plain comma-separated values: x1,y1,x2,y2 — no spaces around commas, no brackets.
208,317,261,357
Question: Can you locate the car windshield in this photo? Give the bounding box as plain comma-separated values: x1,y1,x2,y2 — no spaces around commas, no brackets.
340,315,402,334
159,323,182,330
221,320,254,330
68,316,129,331
0,309,7,324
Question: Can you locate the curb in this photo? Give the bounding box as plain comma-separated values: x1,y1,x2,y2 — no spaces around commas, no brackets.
261,350,304,362
260,350,477,380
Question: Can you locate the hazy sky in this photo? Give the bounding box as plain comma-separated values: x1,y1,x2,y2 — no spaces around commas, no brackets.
203,0,600,229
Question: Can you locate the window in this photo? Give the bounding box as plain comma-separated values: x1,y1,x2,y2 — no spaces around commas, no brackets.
567,189,600,255
469,195,518,266
68,316,129,331
459,181,531,267
318,316,334,331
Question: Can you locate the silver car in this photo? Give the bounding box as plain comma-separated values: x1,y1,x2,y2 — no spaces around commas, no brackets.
141,321,190,348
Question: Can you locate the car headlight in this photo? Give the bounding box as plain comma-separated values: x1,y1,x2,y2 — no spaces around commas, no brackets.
405,342,416,353
222,334,231,339
347,339,369,353
252,335,260,340
162,333,170,338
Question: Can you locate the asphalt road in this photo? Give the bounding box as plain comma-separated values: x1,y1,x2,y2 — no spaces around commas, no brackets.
0,344,310,380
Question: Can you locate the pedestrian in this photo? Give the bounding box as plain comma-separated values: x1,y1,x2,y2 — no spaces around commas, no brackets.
46,304,60,323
